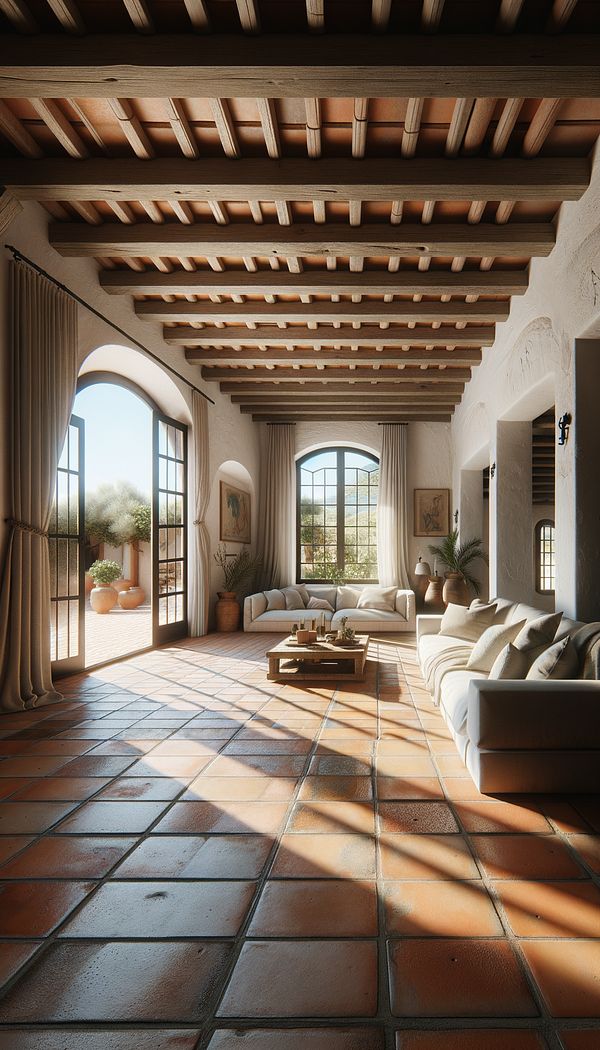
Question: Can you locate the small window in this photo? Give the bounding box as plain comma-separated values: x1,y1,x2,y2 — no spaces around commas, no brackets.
535,519,555,594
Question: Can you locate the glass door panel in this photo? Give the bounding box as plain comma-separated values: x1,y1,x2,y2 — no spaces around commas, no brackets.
153,413,188,645
50,415,85,674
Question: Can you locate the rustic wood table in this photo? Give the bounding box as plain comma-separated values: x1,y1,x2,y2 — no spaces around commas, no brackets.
266,634,369,682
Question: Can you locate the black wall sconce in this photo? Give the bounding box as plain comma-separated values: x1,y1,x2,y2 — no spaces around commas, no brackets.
453,509,459,525
557,412,571,446
490,462,496,478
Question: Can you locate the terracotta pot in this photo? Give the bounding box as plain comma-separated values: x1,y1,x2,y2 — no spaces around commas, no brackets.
423,575,445,613
215,591,240,632
90,585,118,614
442,572,471,607
112,577,132,593
84,572,94,597
118,586,146,610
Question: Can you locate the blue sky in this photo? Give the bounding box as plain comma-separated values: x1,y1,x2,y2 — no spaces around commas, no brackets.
73,383,152,496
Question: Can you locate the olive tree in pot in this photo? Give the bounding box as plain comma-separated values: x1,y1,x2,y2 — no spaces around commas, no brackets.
428,529,487,607
86,483,151,608
88,559,122,614
213,544,262,632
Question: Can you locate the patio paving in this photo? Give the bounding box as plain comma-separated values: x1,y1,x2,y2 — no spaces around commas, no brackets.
85,601,152,668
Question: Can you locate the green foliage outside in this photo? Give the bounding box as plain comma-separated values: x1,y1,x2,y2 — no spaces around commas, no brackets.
86,482,151,547
88,559,122,585
299,490,378,582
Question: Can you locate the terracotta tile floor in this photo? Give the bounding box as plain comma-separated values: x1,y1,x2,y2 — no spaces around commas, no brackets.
0,632,598,1048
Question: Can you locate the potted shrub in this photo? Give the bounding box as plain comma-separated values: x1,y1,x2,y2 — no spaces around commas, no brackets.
86,482,151,607
428,529,487,607
213,544,262,631
88,559,123,614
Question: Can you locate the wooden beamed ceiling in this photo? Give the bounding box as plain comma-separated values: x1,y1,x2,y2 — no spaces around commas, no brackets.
1,0,600,422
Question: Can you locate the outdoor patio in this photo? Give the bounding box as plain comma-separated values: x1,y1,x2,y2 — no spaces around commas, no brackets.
84,601,152,668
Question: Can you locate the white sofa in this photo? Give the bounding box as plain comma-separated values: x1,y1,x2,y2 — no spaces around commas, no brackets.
244,583,416,634
417,600,600,794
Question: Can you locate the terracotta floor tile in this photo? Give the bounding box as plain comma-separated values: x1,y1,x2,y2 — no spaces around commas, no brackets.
287,801,375,835
58,756,137,777
55,801,170,834
0,801,77,834
271,833,376,879
0,836,33,865
298,776,373,802
308,755,372,775
150,740,224,756
217,940,378,1018
0,755,70,777
471,835,586,879
434,754,469,777
571,798,600,832
95,777,188,801
0,941,232,1022
61,880,255,938
125,756,214,778
0,836,137,879
394,1032,548,1049
203,755,306,777
376,756,437,777
0,941,42,986
0,778,32,799
568,834,600,874
559,1032,600,1049
248,879,377,937
540,801,595,834
11,777,112,801
315,741,375,756
384,879,502,936
379,832,480,880
454,801,553,834
377,777,444,801
154,801,288,835
223,740,312,755
113,834,273,879
0,880,95,936
521,940,600,1016
494,880,600,937
208,1028,385,1049
442,777,491,801
87,740,161,755
0,1034,201,1050
388,939,538,1017
182,777,298,802
378,801,459,834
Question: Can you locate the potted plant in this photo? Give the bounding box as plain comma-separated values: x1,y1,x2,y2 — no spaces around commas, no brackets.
88,558,123,614
428,528,487,607
213,544,262,631
86,482,151,607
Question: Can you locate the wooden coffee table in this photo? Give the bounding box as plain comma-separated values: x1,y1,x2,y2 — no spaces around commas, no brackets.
266,634,369,682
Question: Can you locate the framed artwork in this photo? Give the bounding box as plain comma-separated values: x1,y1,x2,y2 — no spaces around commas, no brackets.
219,481,251,544
414,488,450,537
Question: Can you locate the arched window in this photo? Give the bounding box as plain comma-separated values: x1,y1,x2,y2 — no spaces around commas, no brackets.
535,519,556,594
297,446,379,582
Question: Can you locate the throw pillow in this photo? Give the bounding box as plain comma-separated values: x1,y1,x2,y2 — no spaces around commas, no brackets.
526,636,580,680
307,595,334,612
294,583,310,606
513,612,562,654
439,601,497,643
466,619,526,673
282,586,305,611
264,588,285,611
356,585,397,613
470,596,513,625
488,643,531,680
337,586,361,610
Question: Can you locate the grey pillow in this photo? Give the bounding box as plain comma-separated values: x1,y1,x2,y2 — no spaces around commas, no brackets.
439,601,497,643
488,643,531,680
356,585,397,613
513,612,562,654
466,620,526,673
337,586,361,610
307,596,334,612
526,636,579,680
264,588,285,611
294,583,310,605
282,586,305,611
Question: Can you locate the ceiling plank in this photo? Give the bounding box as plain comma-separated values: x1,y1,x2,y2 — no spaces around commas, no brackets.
0,99,43,157
6,156,588,202
122,0,154,32
46,0,85,33
234,395,462,406
220,380,466,394
49,222,556,258
252,413,453,422
203,366,471,382
136,300,509,323
2,35,599,98
100,268,528,297
184,349,483,366
0,0,38,32
176,331,489,350
31,98,89,158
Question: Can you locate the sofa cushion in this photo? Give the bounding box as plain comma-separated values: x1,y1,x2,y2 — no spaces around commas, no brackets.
294,583,310,605
356,585,397,613
466,619,526,673
336,586,361,610
488,643,531,680
256,609,333,625
264,588,285,611
307,595,334,612
418,633,473,701
440,668,487,736
307,585,337,608
440,602,497,643
471,597,514,625
526,636,579,681
331,608,403,626
282,586,305,611
513,611,562,652
572,623,600,680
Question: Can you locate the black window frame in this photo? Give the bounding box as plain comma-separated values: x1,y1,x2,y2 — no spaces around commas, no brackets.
535,518,556,595
296,445,379,584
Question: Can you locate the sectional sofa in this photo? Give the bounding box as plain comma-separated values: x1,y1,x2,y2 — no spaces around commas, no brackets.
417,599,600,794
244,583,416,634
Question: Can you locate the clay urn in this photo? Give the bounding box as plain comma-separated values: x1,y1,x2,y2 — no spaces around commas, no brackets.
215,591,240,632
442,572,470,607
118,586,146,610
90,585,118,614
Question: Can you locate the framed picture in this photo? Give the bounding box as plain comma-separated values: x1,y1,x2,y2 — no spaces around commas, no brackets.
414,488,450,538
219,481,251,544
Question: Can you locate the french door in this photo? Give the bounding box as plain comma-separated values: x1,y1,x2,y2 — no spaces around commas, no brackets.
152,411,188,646
49,414,85,674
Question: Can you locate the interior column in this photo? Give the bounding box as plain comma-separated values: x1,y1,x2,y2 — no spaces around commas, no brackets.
489,420,533,601
573,339,600,621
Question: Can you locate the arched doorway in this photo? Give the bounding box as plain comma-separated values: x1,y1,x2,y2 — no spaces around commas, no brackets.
50,357,189,674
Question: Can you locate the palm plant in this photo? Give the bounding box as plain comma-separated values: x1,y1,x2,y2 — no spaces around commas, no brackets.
214,544,262,594
428,529,487,595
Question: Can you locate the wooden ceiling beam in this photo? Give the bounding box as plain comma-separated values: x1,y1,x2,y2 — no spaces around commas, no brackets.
46,0,85,34
240,401,458,413
6,156,588,202
176,331,489,350
184,348,483,365
122,0,154,33
220,380,465,394
0,0,38,32
136,300,509,324
252,413,453,422
2,35,599,98
231,390,461,401
203,366,471,383
0,99,43,157
50,222,555,258
101,268,528,297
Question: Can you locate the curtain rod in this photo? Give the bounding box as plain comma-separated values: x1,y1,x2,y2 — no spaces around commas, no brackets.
377,422,408,425
4,244,215,406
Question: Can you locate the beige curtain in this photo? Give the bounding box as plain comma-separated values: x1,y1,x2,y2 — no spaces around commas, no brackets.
189,389,211,635
377,423,411,588
258,423,296,589
0,262,78,711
